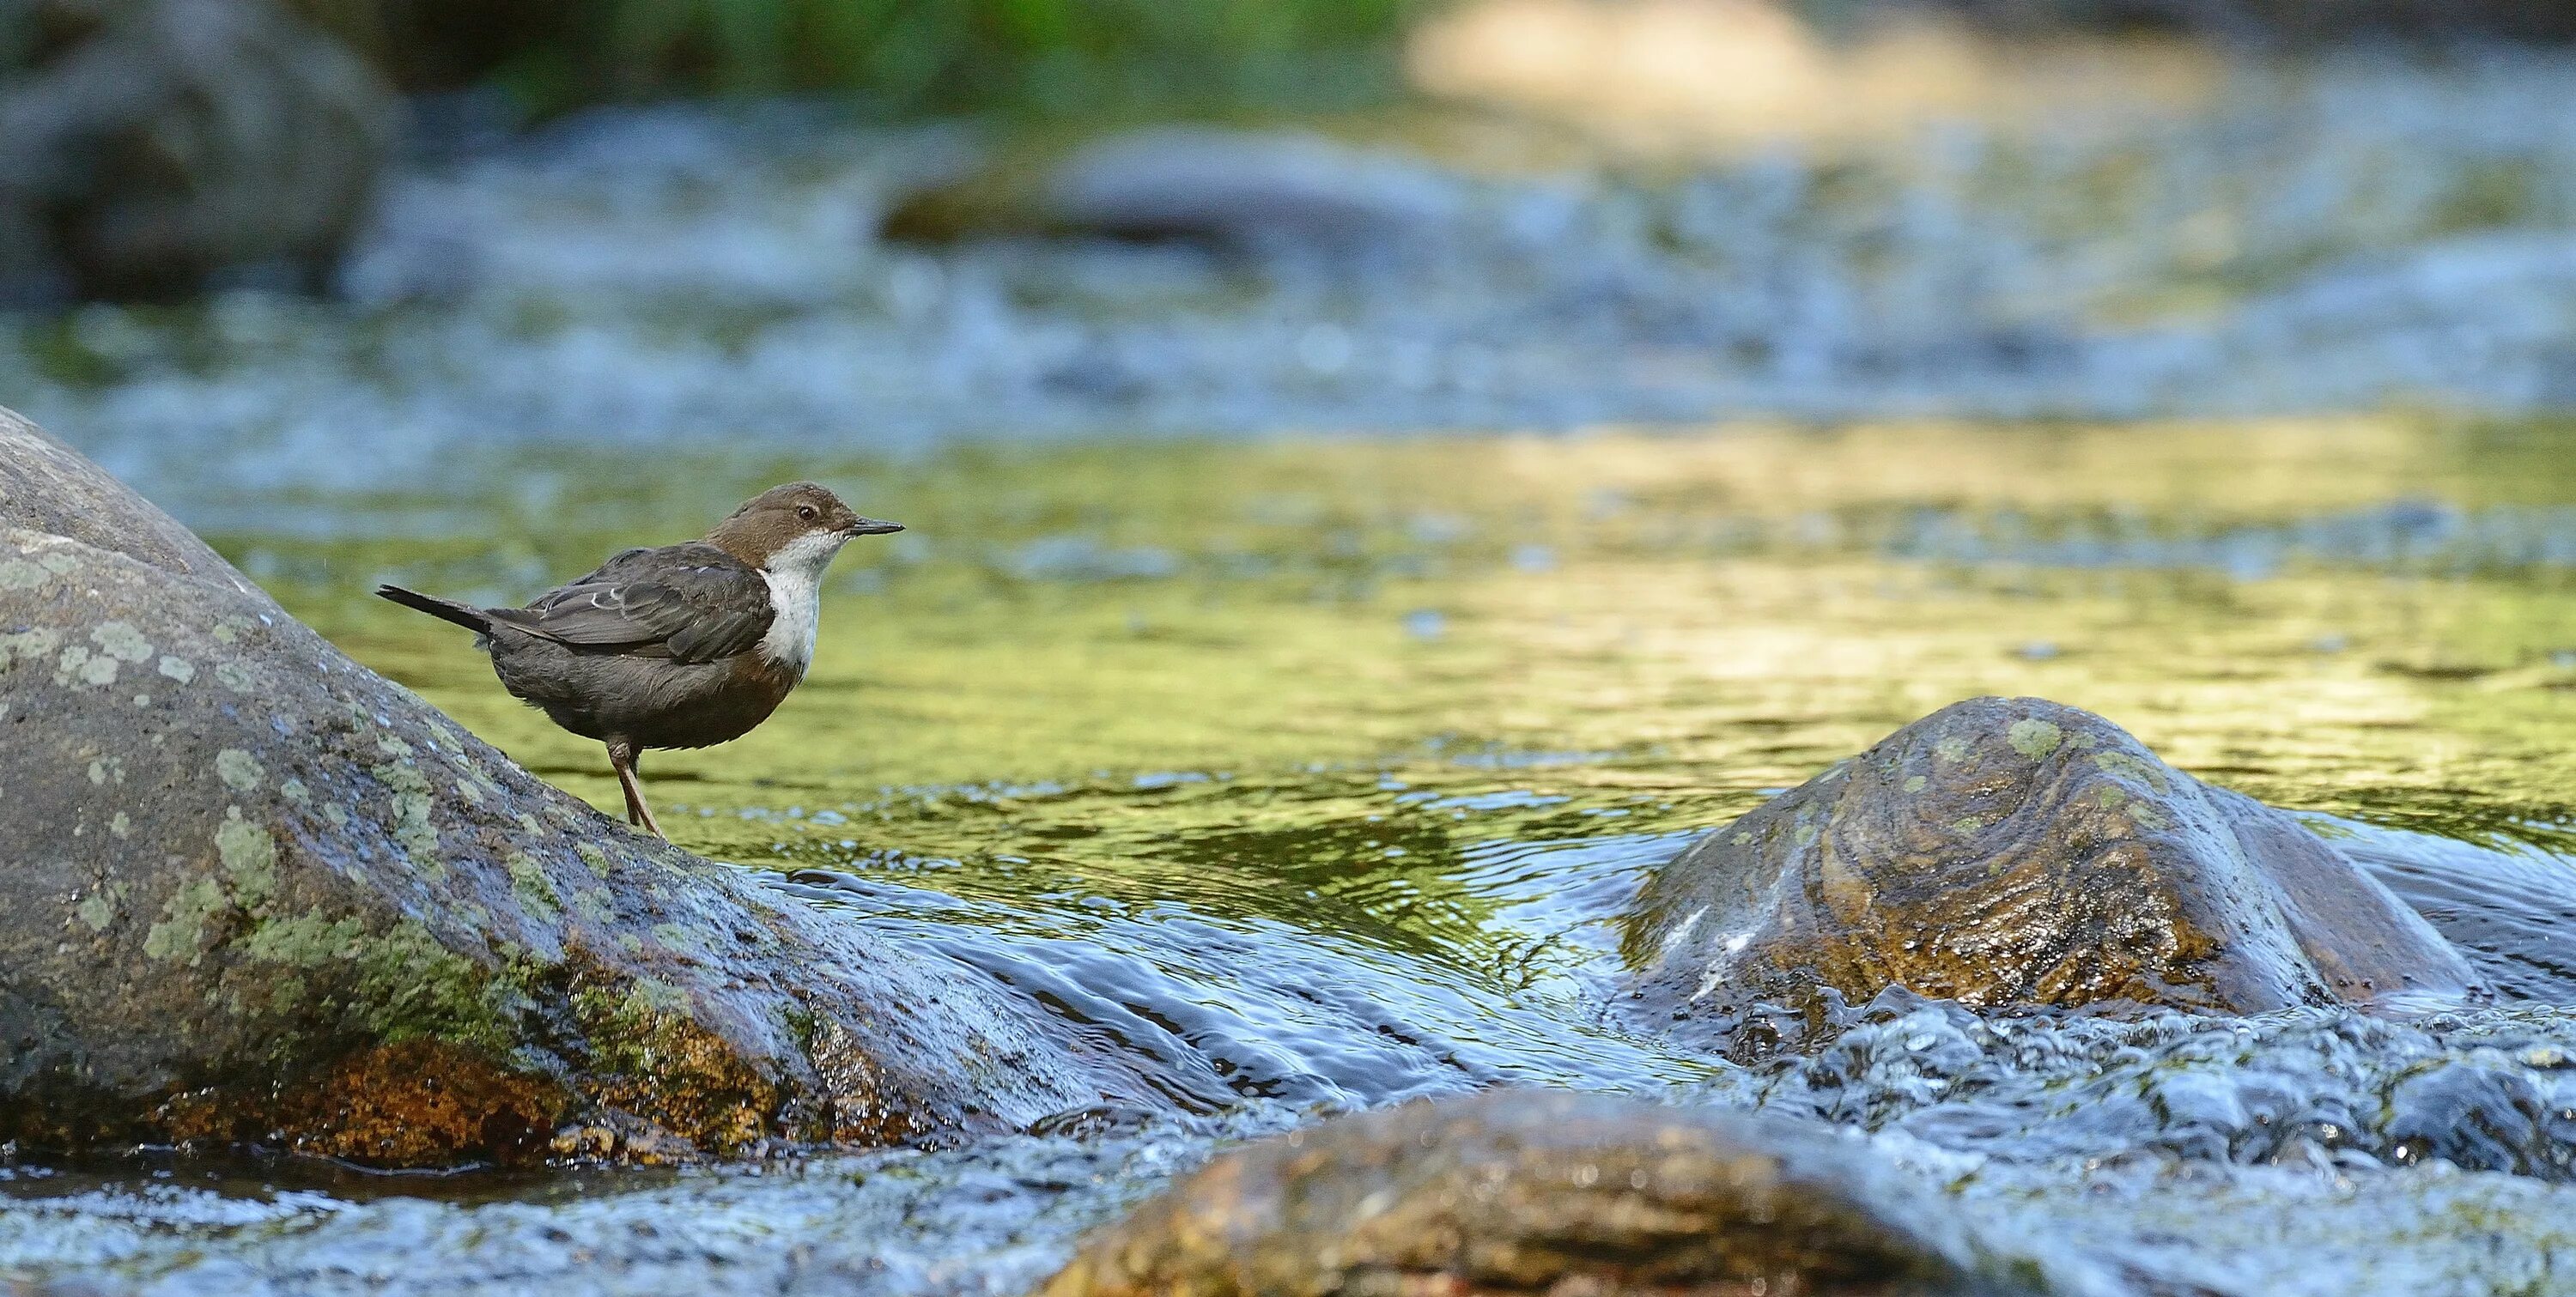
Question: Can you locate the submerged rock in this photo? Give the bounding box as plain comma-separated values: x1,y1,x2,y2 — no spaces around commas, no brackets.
0,0,395,301
1623,697,2479,1052
1044,1088,2069,1296
0,406,1165,1167
880,126,1467,253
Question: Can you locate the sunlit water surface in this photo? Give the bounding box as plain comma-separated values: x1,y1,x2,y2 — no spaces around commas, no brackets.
8,420,2576,1295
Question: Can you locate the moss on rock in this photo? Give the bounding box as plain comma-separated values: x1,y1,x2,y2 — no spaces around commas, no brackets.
0,404,1175,1167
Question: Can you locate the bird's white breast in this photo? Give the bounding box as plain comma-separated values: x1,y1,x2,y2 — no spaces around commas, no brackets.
757,530,846,672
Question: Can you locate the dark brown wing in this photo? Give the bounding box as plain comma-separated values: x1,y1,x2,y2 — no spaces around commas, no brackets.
490,542,773,664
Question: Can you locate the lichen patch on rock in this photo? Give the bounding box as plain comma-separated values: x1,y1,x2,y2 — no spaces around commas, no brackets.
91,621,153,663
215,749,264,791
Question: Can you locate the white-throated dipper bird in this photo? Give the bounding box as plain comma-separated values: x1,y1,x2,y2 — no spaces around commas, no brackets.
374,482,902,838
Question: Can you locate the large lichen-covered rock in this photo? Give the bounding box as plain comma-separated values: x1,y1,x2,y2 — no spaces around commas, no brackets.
1043,1089,2068,1297
0,0,395,301
1623,697,2478,1051
0,406,1168,1166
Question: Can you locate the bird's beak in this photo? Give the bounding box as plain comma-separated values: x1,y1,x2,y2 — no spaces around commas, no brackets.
847,518,905,536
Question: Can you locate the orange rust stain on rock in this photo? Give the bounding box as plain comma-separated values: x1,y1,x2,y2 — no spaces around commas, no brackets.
282,1040,568,1167
145,1041,567,1167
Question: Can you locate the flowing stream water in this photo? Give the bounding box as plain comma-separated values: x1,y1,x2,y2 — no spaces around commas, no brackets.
5,421,2576,1295
9,57,2576,1294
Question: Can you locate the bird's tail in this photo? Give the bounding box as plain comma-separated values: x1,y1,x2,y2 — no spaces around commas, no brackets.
374,585,494,635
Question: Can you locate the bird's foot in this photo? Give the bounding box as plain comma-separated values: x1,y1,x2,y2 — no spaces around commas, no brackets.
607,739,666,840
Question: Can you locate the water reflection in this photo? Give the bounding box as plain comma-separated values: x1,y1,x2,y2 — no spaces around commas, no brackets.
9,418,2576,1294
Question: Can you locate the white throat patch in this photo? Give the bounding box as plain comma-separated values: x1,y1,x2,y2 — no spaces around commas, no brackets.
757,530,848,672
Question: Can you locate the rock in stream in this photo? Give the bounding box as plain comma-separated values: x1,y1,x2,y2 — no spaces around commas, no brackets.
1043,1088,2074,1297
1623,696,2481,1053
879,125,1469,253
0,0,395,303
0,404,1169,1167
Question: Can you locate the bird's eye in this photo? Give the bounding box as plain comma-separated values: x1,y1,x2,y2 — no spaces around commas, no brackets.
796,505,818,522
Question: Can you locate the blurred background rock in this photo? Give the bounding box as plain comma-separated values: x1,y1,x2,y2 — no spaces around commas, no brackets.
0,0,394,303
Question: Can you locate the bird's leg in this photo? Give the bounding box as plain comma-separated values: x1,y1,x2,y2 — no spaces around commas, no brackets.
606,738,665,839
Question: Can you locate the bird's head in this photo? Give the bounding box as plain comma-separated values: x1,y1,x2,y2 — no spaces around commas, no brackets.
708,482,903,575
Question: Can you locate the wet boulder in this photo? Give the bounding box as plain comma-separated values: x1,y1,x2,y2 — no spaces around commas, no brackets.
880,126,1467,254
1624,697,2478,1051
0,0,396,301
1043,1088,2068,1297
0,405,1168,1167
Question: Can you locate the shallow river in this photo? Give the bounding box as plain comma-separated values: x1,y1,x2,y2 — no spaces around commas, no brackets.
6,417,2576,1294
14,44,2576,1290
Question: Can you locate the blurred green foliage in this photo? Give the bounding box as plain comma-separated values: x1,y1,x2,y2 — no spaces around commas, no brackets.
292,0,1423,117
279,0,2576,120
